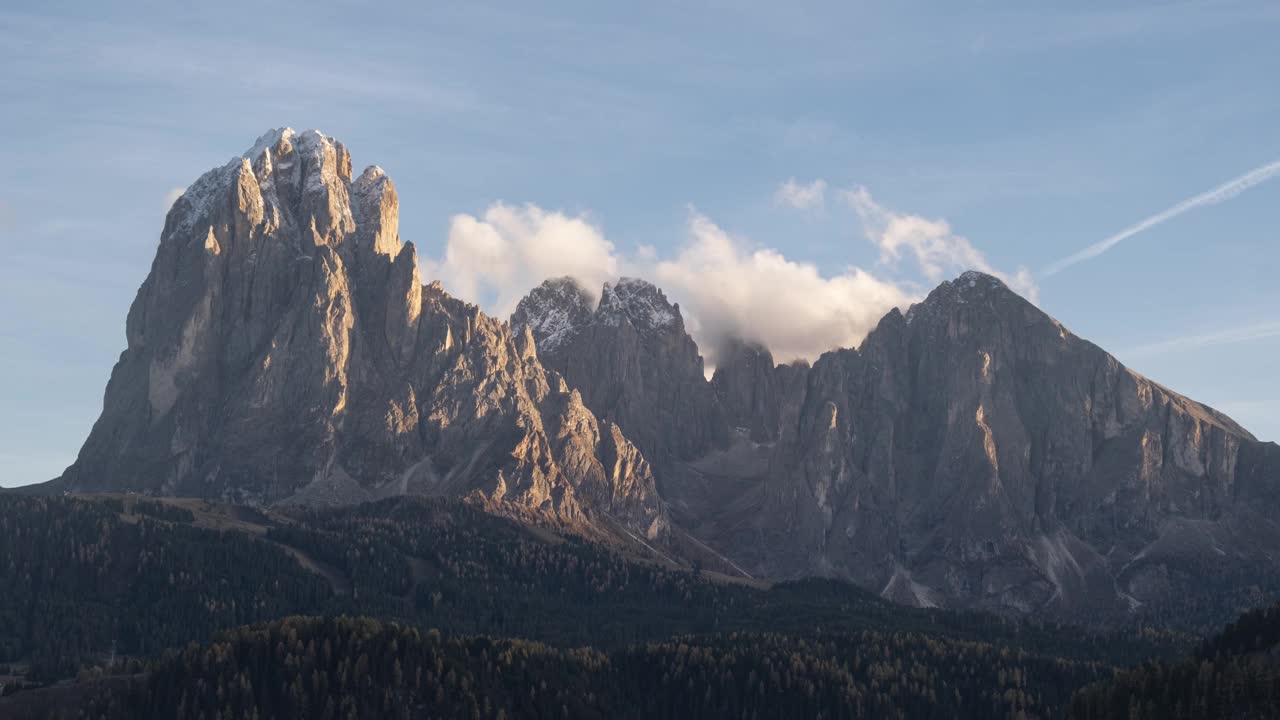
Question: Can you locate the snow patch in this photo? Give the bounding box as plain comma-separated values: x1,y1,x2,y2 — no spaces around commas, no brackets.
166,127,343,241
512,277,595,352
598,277,678,332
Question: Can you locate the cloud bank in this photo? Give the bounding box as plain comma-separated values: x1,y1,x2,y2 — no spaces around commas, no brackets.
653,212,912,364
426,187,1032,366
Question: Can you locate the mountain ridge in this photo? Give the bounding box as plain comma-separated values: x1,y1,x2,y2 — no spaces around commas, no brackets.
54,127,668,544
40,128,1280,628
515,267,1280,624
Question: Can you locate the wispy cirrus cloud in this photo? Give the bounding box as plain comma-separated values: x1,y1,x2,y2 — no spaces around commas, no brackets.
1044,158,1280,276
1121,320,1280,359
773,178,827,211
844,186,1039,302
164,187,186,208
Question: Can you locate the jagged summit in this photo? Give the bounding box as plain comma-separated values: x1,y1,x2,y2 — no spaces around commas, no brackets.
58,129,668,543
598,277,681,333
509,270,1280,622
244,126,304,158
957,268,1007,286
164,127,382,252
512,275,728,468
512,275,686,356
509,276,595,353
935,269,1014,300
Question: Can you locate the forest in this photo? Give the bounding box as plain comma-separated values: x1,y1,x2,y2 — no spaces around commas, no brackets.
2,493,1277,718
1068,602,1280,719
37,605,1280,720
63,615,1110,720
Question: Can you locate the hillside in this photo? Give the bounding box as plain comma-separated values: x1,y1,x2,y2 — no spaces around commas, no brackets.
0,493,1180,718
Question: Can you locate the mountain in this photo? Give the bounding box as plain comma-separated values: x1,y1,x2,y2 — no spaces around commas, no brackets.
52,128,666,541
710,338,809,444
511,276,730,473
40,129,1280,628
514,271,1280,626
748,271,1280,621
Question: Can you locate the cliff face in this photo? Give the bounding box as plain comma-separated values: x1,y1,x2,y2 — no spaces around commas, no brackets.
514,271,1280,620
58,129,667,541
711,340,809,444
751,272,1280,615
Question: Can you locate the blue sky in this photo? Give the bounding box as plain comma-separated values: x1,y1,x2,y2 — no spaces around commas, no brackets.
2,1,1278,486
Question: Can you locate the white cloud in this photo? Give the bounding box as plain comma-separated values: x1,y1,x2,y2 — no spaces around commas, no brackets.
773,178,827,211
426,202,619,316
164,187,186,207
422,191,1029,366
844,186,1039,302
653,212,913,365
420,201,913,365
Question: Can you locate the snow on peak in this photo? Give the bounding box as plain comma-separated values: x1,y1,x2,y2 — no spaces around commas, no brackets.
166,162,236,239
164,128,350,243
598,277,679,332
922,271,1010,306
512,275,684,353
243,127,298,160
353,165,391,207
899,272,1011,328
955,270,1005,290
510,277,595,353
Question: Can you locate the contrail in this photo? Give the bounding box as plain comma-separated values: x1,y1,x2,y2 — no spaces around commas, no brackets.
1043,158,1280,276
1122,320,1280,359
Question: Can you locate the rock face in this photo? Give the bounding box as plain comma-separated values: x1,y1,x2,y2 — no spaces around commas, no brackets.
512,277,730,474
711,340,809,444
512,270,1280,622
58,129,667,541
740,272,1280,618
53,128,1280,624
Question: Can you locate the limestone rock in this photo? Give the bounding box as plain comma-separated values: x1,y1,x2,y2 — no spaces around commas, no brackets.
58,129,666,541
747,271,1280,619
515,269,1280,622
711,339,809,444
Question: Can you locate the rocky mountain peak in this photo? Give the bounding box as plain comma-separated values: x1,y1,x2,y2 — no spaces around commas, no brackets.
510,277,595,353
728,268,1280,619
59,129,668,545
901,269,1019,329
597,277,682,334
48,130,1280,628
513,276,728,469
165,127,364,252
